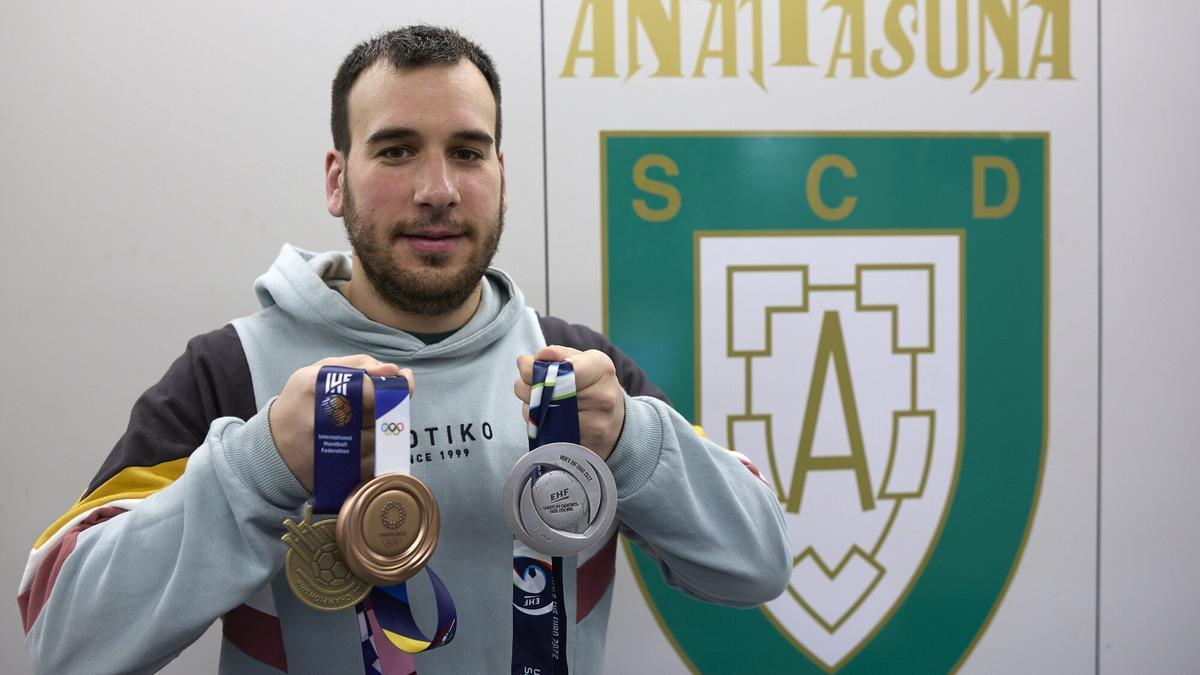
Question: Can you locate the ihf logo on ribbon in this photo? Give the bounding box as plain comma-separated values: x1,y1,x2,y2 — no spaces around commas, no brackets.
326,371,352,396
603,132,1046,672
320,372,355,428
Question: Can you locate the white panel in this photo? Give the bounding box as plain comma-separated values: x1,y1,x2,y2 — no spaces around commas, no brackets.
541,2,1098,673
1100,2,1200,672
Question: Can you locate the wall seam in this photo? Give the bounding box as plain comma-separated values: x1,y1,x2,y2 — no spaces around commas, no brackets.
539,0,551,316
1095,1,1105,674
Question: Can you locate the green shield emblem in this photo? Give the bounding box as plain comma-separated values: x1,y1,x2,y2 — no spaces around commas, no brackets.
602,132,1046,672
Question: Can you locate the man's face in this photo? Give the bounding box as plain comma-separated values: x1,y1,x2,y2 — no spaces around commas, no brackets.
327,60,507,317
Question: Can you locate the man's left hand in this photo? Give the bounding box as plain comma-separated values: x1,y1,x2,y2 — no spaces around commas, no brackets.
515,346,625,461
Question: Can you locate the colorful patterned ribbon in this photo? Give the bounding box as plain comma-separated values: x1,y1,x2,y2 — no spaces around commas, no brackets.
312,367,455,672
366,375,457,662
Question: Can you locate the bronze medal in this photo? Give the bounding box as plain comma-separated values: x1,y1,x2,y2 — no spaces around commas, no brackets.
337,473,440,586
282,504,372,612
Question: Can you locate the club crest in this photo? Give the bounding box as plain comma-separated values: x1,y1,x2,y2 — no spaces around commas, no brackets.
697,232,961,669
604,132,1046,672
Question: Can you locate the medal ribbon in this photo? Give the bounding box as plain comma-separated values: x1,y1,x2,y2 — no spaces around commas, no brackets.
511,361,577,675
314,366,365,514
311,367,456,670
367,375,457,658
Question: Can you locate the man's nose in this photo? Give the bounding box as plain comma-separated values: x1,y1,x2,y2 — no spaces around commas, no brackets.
413,155,459,210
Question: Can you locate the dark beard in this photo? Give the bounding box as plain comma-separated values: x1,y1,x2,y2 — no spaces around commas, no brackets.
342,189,503,318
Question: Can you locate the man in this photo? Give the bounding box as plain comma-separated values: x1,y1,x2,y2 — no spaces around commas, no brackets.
18,25,789,674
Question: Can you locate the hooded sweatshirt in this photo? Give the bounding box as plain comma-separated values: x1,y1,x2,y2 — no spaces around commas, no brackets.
19,245,790,674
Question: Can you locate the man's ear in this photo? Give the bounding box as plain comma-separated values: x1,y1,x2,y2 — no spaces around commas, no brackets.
325,150,346,217
498,148,508,215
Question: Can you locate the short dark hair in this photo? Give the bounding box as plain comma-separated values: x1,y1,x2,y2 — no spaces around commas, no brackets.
330,25,502,154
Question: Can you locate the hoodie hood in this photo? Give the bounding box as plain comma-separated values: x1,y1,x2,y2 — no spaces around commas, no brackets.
251,244,525,361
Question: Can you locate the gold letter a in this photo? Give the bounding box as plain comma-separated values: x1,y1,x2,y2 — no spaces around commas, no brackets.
786,310,875,514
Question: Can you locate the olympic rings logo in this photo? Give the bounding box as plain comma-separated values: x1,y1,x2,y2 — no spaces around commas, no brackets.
379,422,406,436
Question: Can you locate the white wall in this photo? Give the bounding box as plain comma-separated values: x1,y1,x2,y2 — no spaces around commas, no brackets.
1100,2,1200,671
0,3,547,673
0,2,1196,673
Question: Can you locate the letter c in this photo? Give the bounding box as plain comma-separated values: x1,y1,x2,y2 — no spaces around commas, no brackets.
807,154,858,221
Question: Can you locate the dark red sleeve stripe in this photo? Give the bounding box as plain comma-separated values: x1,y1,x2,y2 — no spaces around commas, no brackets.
18,506,127,634
223,603,288,672
576,533,619,623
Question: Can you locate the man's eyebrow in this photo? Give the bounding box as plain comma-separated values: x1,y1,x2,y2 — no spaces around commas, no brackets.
363,127,495,148
364,127,419,146
451,129,495,147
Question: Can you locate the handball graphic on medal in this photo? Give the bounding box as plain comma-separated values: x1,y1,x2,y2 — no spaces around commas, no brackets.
282,505,372,612
530,467,590,533
505,442,617,556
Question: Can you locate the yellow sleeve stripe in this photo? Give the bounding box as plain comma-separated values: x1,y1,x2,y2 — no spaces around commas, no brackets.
34,457,189,549
692,424,709,440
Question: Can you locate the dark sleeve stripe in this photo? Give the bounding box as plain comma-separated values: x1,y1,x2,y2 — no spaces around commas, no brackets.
536,315,670,404
19,325,258,620
87,324,257,495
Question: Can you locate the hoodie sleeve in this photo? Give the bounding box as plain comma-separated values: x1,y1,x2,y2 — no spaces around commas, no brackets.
538,316,791,607
17,326,308,674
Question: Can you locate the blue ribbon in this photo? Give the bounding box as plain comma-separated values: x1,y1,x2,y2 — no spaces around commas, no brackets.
512,361,578,675
313,366,364,514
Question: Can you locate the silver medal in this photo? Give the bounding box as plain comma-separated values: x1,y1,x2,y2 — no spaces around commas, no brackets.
503,442,618,556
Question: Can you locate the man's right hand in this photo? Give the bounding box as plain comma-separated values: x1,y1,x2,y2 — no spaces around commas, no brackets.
267,355,412,492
